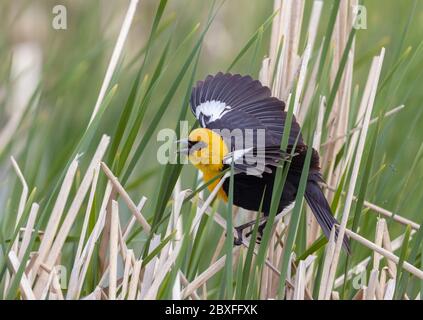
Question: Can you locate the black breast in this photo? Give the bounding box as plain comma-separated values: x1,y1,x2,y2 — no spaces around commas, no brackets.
222,170,299,215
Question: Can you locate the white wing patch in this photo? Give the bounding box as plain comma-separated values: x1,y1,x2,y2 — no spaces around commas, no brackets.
196,100,231,126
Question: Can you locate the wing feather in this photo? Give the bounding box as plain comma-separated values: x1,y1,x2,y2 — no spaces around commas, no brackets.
190,73,303,175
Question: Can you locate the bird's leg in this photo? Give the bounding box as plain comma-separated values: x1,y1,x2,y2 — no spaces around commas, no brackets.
233,216,268,245
233,220,256,245
245,219,267,243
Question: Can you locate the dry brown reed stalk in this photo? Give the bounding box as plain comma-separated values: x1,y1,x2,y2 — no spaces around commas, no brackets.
373,218,386,270
108,200,120,300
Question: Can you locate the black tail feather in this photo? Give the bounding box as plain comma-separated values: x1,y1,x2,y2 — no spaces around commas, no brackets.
305,180,351,254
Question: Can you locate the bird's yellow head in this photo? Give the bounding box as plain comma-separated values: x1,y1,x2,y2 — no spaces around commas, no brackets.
187,128,228,173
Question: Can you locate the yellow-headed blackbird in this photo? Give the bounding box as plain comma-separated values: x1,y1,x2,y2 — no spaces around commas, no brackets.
183,72,350,252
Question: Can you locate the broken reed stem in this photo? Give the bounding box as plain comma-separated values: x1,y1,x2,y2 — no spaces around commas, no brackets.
5,156,30,295
108,200,119,300
335,226,414,289
100,162,151,233
344,228,423,280
373,218,386,270
119,250,133,299
181,247,240,299
127,259,142,300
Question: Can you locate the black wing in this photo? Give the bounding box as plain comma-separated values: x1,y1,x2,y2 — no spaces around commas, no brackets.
190,73,303,174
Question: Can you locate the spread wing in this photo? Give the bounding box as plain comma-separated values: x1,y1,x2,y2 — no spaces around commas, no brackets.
190,72,303,175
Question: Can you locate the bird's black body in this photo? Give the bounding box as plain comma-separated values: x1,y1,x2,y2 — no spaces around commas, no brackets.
222,171,297,214
222,146,316,214
189,72,350,252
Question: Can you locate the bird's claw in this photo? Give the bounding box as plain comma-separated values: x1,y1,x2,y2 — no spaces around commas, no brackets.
229,220,267,246
233,226,245,246
245,229,262,244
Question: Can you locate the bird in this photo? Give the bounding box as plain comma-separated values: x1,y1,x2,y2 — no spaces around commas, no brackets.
182,72,350,253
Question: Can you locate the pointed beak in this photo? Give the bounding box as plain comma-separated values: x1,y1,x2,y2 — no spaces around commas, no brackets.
175,139,190,154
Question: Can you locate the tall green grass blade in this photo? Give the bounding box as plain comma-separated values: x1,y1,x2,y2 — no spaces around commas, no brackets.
115,37,172,175
421,246,423,300
222,161,235,299
108,67,143,168
396,206,423,299
142,231,175,267
253,88,297,273
240,191,265,299
278,140,313,298
392,0,417,63
0,187,37,284
116,23,200,177
315,0,340,83
125,12,176,70
226,9,279,72
249,26,264,75
146,53,201,249
394,224,411,300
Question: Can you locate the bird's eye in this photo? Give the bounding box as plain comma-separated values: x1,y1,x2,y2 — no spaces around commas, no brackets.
188,140,207,153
